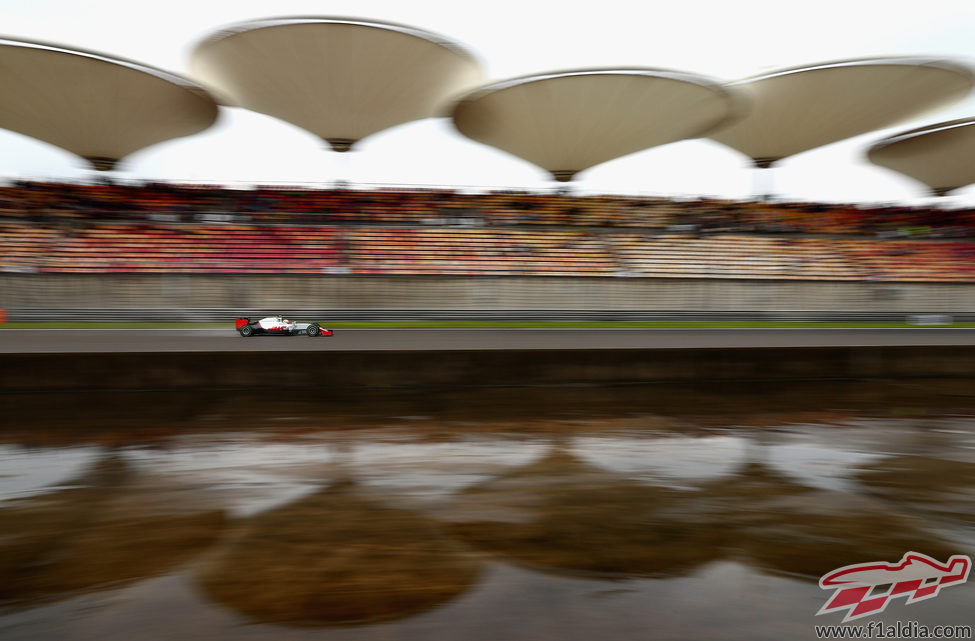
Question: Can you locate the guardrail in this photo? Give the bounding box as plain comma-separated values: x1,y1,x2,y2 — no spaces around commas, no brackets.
3,309,973,323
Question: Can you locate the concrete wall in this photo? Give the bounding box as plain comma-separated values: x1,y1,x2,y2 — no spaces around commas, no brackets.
3,346,975,392
2,274,974,312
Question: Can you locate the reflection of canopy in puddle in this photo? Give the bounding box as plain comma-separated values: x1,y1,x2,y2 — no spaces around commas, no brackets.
0,450,225,606
195,479,482,626
443,446,959,582
571,434,884,491
685,460,962,579
122,440,338,518
570,435,746,483
0,445,102,501
347,439,549,499
856,455,975,521
444,447,725,579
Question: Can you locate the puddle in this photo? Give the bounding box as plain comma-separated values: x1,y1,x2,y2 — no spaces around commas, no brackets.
1,381,974,639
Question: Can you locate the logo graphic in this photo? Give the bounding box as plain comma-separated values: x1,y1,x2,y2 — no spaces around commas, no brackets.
817,552,971,622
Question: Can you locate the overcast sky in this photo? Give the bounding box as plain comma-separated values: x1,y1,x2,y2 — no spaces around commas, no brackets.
4,0,975,205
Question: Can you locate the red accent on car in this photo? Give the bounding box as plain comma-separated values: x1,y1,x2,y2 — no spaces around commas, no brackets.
235,318,250,329
321,329,333,336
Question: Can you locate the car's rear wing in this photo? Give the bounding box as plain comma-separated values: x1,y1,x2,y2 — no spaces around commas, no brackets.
234,317,250,329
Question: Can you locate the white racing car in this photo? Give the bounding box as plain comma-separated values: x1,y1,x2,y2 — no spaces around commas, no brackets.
235,315,334,337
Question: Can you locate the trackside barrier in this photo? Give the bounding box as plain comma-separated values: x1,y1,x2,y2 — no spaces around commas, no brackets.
5,346,975,392
907,314,954,325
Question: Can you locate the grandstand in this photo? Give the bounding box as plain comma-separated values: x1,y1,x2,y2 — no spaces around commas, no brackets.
3,182,975,279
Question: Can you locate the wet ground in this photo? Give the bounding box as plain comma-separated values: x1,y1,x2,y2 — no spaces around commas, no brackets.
2,380,975,640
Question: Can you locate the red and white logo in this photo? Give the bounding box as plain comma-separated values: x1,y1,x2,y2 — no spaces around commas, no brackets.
817,552,970,622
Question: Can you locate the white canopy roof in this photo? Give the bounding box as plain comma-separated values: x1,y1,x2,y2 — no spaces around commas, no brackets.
451,68,741,182
0,38,218,171
868,118,975,196
190,17,484,152
709,57,975,168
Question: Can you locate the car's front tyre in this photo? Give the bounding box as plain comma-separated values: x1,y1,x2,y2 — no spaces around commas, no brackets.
306,324,321,337
239,325,254,337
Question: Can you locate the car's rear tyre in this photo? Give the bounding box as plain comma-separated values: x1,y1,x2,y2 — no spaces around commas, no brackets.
306,324,321,337
239,325,254,337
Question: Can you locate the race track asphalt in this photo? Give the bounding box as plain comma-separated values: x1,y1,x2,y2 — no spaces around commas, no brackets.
4,328,975,353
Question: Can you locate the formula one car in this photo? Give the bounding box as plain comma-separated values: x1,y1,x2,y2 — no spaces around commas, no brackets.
235,315,334,337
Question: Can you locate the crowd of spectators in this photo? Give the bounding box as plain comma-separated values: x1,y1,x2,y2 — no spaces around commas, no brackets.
4,180,975,281
5,180,975,236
